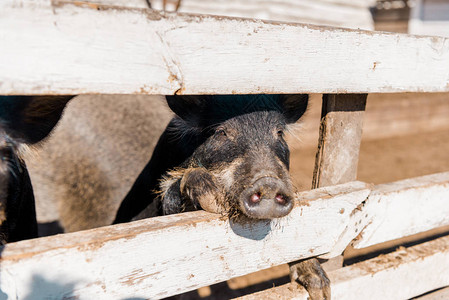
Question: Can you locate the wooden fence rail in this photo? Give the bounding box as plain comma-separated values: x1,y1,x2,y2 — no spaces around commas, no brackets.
240,234,449,300
1,173,449,299
1,0,449,96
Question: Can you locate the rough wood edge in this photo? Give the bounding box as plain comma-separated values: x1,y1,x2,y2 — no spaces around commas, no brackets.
312,94,367,189
237,234,449,300
352,171,449,249
0,182,370,299
1,0,448,95
2,172,449,298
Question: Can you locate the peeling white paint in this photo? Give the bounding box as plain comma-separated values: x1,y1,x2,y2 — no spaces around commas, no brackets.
1,0,449,95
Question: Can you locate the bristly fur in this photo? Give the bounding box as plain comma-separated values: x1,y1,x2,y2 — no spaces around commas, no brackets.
166,94,308,131
0,132,20,176
159,167,274,224
285,119,305,143
119,94,308,226
159,168,186,199
0,96,73,145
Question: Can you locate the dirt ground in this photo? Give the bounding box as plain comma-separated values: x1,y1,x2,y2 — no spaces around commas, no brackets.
289,128,449,192
176,93,449,299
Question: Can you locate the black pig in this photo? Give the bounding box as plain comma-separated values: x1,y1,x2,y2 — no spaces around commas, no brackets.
0,96,72,243
114,94,330,299
115,94,307,221
159,94,305,219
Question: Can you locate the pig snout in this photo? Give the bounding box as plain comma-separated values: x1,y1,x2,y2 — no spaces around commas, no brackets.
240,176,293,219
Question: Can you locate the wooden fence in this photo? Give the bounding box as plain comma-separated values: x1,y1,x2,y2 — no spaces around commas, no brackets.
1,0,449,299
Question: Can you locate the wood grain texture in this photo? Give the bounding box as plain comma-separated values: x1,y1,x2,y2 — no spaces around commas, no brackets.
150,0,374,30
238,235,449,300
312,94,367,189
414,286,449,300
353,171,449,249
1,0,449,95
2,172,449,298
317,172,449,258
309,94,366,267
0,182,370,299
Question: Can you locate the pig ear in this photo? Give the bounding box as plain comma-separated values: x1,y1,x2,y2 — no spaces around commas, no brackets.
0,96,74,144
165,95,209,126
278,94,308,124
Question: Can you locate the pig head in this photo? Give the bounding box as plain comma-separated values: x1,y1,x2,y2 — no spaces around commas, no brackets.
159,94,308,220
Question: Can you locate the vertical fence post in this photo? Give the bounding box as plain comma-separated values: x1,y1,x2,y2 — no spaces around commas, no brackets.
287,94,367,296
312,94,367,189
313,93,367,269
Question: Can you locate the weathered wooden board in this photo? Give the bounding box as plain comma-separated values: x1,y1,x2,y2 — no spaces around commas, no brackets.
1,0,449,95
0,182,370,299
238,234,449,300
353,171,449,249
312,94,367,189
310,94,366,266
2,173,449,298
150,0,374,30
83,0,148,8
415,286,449,300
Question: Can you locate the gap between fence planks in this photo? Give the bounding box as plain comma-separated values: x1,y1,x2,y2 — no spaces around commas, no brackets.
1,0,449,95
238,234,449,300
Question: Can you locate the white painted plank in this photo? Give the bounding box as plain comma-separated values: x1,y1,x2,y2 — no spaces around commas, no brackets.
0,182,370,299
150,0,374,30
414,286,449,300
2,173,449,298
1,0,448,95
353,172,449,249
238,234,449,300
413,287,449,300
85,0,148,8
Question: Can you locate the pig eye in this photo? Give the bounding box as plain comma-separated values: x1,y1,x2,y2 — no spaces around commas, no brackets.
277,130,284,137
215,129,227,137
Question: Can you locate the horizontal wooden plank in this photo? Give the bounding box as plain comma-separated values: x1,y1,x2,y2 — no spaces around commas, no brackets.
0,182,370,299
352,172,449,249
238,234,449,300
83,0,148,8
150,0,374,30
414,286,449,300
1,172,449,298
1,0,448,95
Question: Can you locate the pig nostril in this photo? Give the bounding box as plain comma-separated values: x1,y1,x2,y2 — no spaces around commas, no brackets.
249,192,261,204
275,194,287,205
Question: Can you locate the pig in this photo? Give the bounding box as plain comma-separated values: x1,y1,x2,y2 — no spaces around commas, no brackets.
113,94,330,299
114,94,305,221
0,96,72,244
25,95,172,233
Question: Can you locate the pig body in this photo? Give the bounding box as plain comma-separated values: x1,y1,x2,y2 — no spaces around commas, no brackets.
0,132,36,244
0,96,72,243
26,95,172,233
